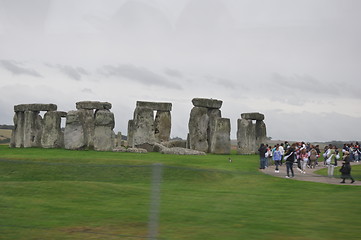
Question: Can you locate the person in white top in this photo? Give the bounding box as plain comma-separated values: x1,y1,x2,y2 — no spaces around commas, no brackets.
279,143,285,165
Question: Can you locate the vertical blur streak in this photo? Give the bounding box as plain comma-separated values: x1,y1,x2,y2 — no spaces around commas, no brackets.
147,163,163,240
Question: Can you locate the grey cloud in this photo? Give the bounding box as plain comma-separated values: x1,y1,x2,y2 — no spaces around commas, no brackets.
164,68,183,78
271,73,340,95
47,64,89,81
101,64,182,90
0,60,42,77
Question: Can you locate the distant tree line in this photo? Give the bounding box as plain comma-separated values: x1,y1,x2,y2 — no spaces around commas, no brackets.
0,125,14,130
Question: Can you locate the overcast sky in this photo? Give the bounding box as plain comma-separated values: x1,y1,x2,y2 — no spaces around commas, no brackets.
1,0,361,142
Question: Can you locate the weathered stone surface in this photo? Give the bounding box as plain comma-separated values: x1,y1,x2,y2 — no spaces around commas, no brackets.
11,111,25,148
210,118,231,154
94,126,115,151
207,109,221,152
23,111,43,148
76,101,112,110
154,111,171,142
192,98,222,109
64,110,86,150
14,103,57,112
115,131,123,147
93,110,115,151
161,147,207,155
161,140,187,148
94,110,114,127
127,148,148,153
241,112,265,121
136,101,172,111
237,118,257,154
41,111,66,148
188,107,209,152
152,142,205,155
256,120,267,147
127,120,135,147
132,107,156,146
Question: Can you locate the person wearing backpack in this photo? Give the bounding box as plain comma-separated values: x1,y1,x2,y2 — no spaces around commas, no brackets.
340,151,355,184
309,146,318,169
284,143,296,178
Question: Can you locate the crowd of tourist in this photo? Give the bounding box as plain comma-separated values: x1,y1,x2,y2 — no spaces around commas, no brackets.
258,141,360,183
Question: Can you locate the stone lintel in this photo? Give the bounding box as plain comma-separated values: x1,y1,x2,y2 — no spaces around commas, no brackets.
192,98,222,109
76,101,112,110
136,101,172,111
47,111,67,118
241,112,265,121
14,103,57,112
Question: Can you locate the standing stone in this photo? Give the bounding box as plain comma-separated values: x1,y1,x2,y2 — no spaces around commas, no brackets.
154,111,171,142
132,107,156,147
127,120,135,147
81,109,96,149
11,111,25,148
94,109,115,151
237,118,256,154
237,112,267,154
210,118,231,154
41,111,67,148
64,110,86,150
10,103,58,148
188,107,209,152
256,120,267,147
23,111,43,148
116,131,123,147
207,109,221,152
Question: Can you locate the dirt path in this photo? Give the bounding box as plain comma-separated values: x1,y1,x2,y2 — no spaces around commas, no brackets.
260,161,361,185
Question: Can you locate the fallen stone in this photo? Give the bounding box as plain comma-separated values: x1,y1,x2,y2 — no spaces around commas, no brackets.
161,147,206,155
126,148,148,153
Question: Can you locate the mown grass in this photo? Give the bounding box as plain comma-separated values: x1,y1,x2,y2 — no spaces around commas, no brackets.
0,145,360,240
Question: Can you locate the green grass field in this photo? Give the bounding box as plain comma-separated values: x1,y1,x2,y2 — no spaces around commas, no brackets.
0,145,360,240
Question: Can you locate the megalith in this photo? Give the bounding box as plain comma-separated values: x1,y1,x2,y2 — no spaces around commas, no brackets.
64,110,86,150
41,111,67,148
154,110,171,142
11,104,57,148
236,118,256,154
237,112,267,154
128,101,172,148
94,109,115,151
188,106,209,152
64,101,115,151
210,118,231,154
188,98,231,154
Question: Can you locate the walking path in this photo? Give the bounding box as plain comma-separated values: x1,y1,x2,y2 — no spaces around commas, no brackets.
260,161,361,185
